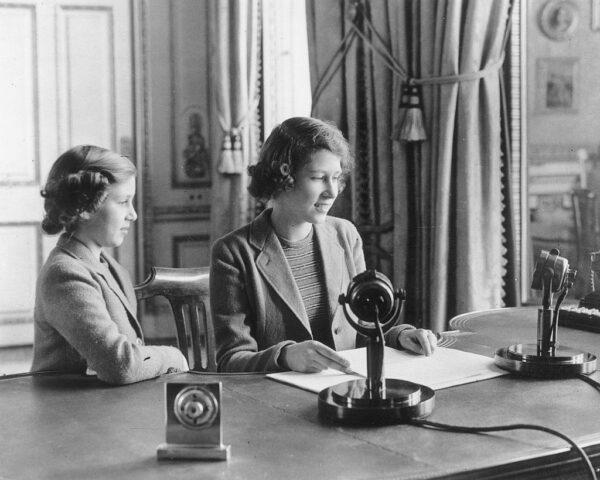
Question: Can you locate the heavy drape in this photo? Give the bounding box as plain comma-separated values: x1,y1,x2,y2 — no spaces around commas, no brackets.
403,0,511,330
208,0,260,243
306,0,514,331
307,1,398,282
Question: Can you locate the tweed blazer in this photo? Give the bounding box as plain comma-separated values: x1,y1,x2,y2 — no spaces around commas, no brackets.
31,234,188,385
210,209,413,372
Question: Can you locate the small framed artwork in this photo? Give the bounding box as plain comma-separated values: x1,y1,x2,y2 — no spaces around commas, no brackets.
172,107,212,188
539,0,579,41
535,57,579,114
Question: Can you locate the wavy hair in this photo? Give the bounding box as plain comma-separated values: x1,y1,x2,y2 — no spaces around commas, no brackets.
40,145,136,234
247,117,353,201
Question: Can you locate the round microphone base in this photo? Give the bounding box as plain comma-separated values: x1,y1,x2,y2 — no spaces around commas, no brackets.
494,344,597,378
318,378,435,425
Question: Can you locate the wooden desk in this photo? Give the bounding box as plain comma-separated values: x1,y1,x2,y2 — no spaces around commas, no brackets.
2,307,600,479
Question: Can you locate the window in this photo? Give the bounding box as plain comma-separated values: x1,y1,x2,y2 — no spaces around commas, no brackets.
261,0,312,137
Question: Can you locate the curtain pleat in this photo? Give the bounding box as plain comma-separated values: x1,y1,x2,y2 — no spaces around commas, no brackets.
208,0,260,243
412,0,511,330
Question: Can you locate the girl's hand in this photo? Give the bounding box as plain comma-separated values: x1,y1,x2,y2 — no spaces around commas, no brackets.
399,328,437,356
280,341,354,373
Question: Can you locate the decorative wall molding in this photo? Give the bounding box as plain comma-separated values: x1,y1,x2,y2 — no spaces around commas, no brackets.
169,0,211,189
138,0,155,278
172,234,210,267
593,0,600,30
152,204,210,223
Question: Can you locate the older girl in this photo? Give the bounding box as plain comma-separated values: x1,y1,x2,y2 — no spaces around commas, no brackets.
210,117,436,373
31,145,188,384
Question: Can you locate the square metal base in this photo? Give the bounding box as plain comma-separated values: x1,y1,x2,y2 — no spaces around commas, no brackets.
156,443,231,461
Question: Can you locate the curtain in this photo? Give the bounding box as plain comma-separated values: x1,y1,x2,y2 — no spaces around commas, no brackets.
306,0,515,331
208,0,260,243
307,1,397,281
399,0,511,331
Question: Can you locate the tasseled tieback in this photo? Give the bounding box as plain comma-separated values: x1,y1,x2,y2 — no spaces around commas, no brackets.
217,128,244,175
310,1,507,144
394,82,426,142
393,57,505,143
216,93,259,175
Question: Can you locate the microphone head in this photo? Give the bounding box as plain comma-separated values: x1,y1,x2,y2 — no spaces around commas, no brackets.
345,270,396,322
531,248,570,292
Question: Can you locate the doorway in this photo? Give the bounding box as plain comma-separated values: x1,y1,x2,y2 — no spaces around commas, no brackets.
0,0,134,358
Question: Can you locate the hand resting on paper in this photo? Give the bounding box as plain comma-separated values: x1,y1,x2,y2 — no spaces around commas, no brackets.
399,328,437,356
279,340,355,374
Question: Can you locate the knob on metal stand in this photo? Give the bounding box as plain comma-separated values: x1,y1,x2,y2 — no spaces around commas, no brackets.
494,249,597,377
318,270,434,424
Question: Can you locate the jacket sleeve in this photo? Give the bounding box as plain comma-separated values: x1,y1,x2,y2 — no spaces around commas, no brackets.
350,221,366,275
345,220,415,349
39,261,188,385
210,238,292,372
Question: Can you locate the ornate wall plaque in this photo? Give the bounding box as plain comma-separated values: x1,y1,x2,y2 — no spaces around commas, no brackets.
539,0,579,41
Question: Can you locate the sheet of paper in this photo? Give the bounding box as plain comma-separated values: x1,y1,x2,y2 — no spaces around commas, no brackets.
266,346,508,394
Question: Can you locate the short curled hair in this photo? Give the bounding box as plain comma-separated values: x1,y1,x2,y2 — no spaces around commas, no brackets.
247,117,353,201
41,145,136,235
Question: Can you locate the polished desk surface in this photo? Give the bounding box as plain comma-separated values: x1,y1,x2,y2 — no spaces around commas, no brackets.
2,307,600,480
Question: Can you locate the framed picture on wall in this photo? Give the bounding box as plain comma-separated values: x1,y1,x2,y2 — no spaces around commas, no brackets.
172,107,212,188
535,57,579,113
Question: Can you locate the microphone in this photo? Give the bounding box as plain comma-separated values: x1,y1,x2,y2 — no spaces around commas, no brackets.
338,270,403,397
494,249,596,377
318,269,434,425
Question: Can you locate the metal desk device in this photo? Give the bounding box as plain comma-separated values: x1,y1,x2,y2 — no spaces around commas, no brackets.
495,248,597,377
318,270,435,424
157,382,230,460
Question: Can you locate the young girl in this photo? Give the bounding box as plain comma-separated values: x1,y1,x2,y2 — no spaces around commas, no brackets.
31,145,188,384
210,117,437,373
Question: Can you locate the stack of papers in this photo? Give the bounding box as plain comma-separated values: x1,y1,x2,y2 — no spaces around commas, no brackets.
267,346,508,393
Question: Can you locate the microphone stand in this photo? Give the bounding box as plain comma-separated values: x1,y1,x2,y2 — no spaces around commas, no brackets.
318,270,435,424
494,250,595,378
537,268,554,357
366,305,385,400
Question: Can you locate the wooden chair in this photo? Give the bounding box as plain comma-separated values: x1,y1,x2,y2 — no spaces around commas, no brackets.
135,266,217,372
572,189,600,296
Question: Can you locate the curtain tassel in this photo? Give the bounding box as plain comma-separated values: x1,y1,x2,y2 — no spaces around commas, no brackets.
217,132,236,174
218,129,244,175
231,128,244,174
394,83,427,142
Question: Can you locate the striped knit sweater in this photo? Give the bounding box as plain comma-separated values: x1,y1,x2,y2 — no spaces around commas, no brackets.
278,228,333,347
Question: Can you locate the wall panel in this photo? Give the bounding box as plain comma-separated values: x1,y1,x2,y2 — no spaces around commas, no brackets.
0,225,39,346
0,4,38,184
56,6,115,150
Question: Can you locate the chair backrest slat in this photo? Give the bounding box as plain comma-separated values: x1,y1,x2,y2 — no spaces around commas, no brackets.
188,302,205,370
134,266,216,372
169,299,191,367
